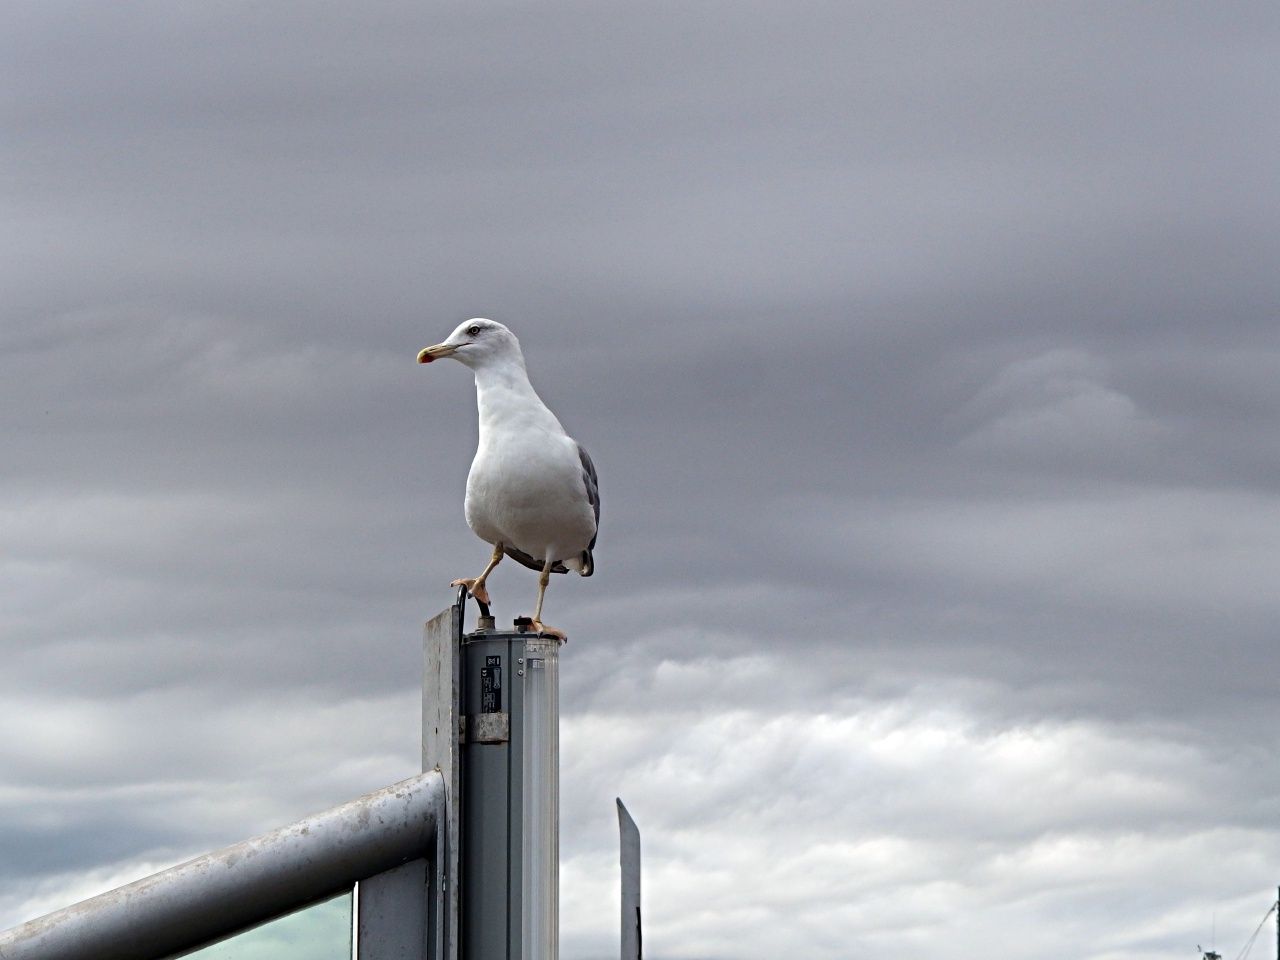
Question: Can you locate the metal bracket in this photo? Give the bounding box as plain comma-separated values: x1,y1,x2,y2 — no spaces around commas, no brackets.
469,712,510,744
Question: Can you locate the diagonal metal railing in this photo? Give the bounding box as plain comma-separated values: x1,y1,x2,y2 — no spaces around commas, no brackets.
0,770,444,960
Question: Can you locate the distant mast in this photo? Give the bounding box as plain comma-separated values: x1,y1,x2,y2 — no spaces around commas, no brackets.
1197,891,1280,960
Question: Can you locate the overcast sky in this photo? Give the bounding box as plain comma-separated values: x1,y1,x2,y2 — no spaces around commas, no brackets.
3,2,1280,957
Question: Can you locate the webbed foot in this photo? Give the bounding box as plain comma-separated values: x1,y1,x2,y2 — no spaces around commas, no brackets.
451,578,491,605
530,620,567,640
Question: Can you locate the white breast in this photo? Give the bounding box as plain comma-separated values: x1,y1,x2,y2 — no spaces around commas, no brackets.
465,428,596,564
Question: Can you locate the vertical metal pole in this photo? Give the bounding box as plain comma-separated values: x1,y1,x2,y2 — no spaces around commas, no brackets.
459,624,562,960
424,603,464,960
358,860,430,959
521,637,560,960
617,800,641,960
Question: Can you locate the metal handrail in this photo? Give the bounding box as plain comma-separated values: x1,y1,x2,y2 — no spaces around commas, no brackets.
0,770,445,960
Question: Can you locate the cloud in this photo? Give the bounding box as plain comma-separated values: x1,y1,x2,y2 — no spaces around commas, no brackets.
559,659,1280,960
954,349,1170,465
2,2,1278,958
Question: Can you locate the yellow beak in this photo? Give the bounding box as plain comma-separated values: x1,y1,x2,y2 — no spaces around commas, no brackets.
417,343,456,364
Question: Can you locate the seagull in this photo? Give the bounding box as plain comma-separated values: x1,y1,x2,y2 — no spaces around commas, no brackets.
417,319,599,639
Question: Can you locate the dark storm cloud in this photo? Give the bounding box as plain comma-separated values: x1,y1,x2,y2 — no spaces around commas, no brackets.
3,2,1279,957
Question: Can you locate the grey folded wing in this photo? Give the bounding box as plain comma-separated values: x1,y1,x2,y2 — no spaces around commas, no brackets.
577,442,599,575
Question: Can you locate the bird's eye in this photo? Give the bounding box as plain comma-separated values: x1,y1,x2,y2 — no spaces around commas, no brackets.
467,325,481,337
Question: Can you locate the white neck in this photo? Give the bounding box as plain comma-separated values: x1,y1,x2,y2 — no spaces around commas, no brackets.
473,359,564,434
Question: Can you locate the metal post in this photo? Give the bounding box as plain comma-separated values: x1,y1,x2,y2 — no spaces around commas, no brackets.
459,625,562,960
423,604,463,960
425,596,562,960
617,800,641,960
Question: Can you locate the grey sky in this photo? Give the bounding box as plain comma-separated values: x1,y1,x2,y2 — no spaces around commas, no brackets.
3,2,1279,958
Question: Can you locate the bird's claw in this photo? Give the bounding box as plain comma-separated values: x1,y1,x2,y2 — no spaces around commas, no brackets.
530,620,567,641
451,578,491,606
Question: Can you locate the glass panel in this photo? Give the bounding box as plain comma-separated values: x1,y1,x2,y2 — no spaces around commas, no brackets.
173,891,352,960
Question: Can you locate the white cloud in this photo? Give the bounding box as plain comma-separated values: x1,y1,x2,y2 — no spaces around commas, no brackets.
955,349,1169,464
557,659,1280,959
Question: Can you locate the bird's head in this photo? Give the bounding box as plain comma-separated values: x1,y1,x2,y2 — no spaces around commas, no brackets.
417,318,522,370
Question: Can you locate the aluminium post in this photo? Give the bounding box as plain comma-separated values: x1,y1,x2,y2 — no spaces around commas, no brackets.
424,601,464,960
425,595,562,960
617,799,641,960
462,618,562,960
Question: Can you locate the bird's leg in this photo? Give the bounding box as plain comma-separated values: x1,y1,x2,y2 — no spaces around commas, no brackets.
530,559,566,640
451,542,503,606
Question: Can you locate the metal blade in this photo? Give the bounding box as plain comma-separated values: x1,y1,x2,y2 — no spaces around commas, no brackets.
616,798,642,960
